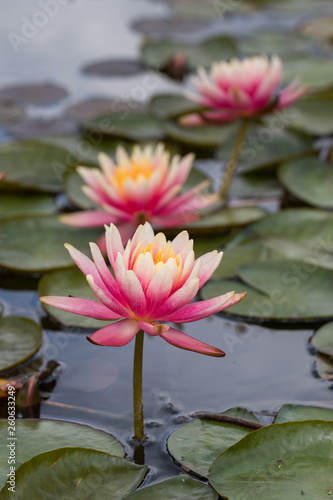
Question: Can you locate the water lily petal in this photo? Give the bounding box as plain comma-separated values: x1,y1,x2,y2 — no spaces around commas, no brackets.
40,296,122,320
160,327,225,357
88,319,140,346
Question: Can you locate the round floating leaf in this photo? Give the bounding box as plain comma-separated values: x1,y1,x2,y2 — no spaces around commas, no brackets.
0,194,57,218
275,404,333,424
141,35,237,72
81,112,164,141
0,99,25,124
202,261,333,322
162,120,237,148
0,448,146,499
315,354,333,381
66,99,144,122
0,83,68,105
169,0,255,19
38,267,111,328
125,475,218,500
193,233,230,257
216,124,313,174
82,58,144,77
288,90,333,135
213,242,269,279
0,141,73,193
278,157,333,209
311,322,333,357
167,408,259,478
149,93,202,120
209,421,333,499
239,30,312,57
229,174,283,201
0,419,125,486
284,58,333,93
0,316,43,373
0,215,101,273
6,117,76,139
132,16,208,34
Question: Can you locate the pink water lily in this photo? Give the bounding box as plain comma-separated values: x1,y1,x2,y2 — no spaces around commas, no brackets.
40,222,246,357
182,55,307,125
61,144,218,247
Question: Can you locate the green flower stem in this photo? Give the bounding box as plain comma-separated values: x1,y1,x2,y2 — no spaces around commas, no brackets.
133,329,145,441
219,118,249,201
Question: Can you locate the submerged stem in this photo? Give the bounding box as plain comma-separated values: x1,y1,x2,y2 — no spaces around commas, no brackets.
219,119,249,201
133,329,144,441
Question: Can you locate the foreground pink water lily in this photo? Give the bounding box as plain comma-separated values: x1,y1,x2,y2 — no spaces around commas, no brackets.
182,55,307,125
41,222,246,356
61,144,218,246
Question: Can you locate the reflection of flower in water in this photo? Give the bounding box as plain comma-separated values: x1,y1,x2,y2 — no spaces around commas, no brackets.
61,144,218,250
182,55,307,125
64,358,118,392
41,222,246,356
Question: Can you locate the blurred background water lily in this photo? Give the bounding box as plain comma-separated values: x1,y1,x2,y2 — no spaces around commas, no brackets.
61,144,218,249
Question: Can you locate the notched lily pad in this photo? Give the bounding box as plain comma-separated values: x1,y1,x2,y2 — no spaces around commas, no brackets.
311,322,333,357
0,418,125,487
209,421,333,500
167,407,259,478
0,83,68,105
0,316,43,373
38,267,111,328
125,475,218,500
82,59,144,77
0,215,101,273
0,141,73,193
274,404,333,423
0,448,145,499
278,156,333,209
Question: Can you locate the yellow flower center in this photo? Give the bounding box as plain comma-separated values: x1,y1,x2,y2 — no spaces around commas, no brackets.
143,243,182,268
112,160,154,189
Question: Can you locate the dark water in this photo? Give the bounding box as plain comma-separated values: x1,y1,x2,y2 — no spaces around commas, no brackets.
1,0,333,485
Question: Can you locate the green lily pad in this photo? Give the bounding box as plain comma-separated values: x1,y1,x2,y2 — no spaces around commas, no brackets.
0,316,43,373
213,242,269,279
311,322,333,357
0,83,68,106
162,120,237,148
169,0,254,19
0,215,101,273
284,58,333,93
229,174,283,201
0,419,125,487
288,89,333,135
0,448,146,499
38,267,111,328
81,112,164,142
193,233,230,257
202,261,333,322
275,404,333,424
149,93,202,120
63,164,209,210
278,157,333,209
167,408,259,478
125,475,218,500
82,58,144,77
141,35,237,73
209,421,333,499
315,355,333,381
0,194,57,218
216,124,313,174
239,30,312,57
0,141,73,193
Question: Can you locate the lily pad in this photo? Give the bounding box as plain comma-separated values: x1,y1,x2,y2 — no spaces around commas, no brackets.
149,93,202,120
278,157,333,209
141,35,237,73
202,261,333,322
288,89,333,135
0,316,43,373
275,404,333,423
81,111,164,141
38,267,111,328
162,120,237,148
0,99,25,124
0,418,125,486
213,242,269,279
167,408,259,478
0,215,101,273
284,58,333,93
6,117,76,139
82,58,144,77
229,174,283,201
132,17,208,34
239,30,312,57
0,448,146,499
0,194,57,217
209,421,333,499
125,475,218,500
193,233,230,257
216,124,313,174
311,322,333,357
66,98,144,122
0,141,73,193
0,83,68,105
